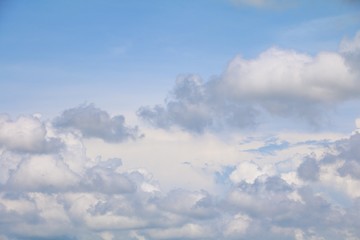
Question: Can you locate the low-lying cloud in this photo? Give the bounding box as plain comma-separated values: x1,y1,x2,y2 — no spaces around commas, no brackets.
1,107,360,239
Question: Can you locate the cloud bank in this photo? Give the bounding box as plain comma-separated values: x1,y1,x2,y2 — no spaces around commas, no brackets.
1,106,360,239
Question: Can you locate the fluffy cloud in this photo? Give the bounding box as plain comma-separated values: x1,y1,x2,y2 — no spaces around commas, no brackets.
138,75,258,133
54,104,142,142
222,48,356,104
1,108,360,239
297,158,320,181
229,161,265,184
0,115,62,153
139,32,360,132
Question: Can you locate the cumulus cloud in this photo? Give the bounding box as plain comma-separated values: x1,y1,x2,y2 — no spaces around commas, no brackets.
138,75,258,133
54,104,142,142
139,32,360,133
297,158,320,181
317,132,360,181
229,161,265,184
2,108,360,239
222,48,357,105
0,115,62,153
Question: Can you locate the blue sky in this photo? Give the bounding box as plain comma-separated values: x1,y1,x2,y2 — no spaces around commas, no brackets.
1,0,359,116
1,1,360,239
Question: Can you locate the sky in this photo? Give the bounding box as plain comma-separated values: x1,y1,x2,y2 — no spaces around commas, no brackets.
1,0,360,239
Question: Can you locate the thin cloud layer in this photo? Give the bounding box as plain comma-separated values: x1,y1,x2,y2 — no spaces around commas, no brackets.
139,32,360,133
54,104,141,143
1,109,360,239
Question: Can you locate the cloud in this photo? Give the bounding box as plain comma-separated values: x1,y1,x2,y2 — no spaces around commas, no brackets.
223,213,252,237
223,48,356,104
0,115,62,153
158,189,218,220
139,32,360,133
297,157,320,181
229,161,265,184
54,104,142,143
137,75,258,133
340,31,360,72
318,132,360,181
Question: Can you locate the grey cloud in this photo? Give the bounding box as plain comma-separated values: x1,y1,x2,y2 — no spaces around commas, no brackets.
222,175,345,240
54,104,141,142
317,132,360,179
297,158,320,181
138,75,257,133
338,160,360,179
83,163,136,194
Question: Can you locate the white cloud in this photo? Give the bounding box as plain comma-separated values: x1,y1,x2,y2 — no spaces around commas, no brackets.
139,32,360,132
0,115,62,153
229,161,265,184
223,48,356,104
6,154,79,192
2,106,360,239
224,214,252,237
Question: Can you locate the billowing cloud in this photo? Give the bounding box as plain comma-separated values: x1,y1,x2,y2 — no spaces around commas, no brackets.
0,115,62,153
139,32,360,133
297,157,320,181
54,104,142,142
1,107,360,239
137,75,258,133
